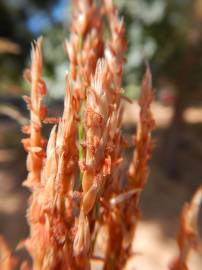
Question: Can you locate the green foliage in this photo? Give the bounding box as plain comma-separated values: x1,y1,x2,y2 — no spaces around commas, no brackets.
116,0,201,101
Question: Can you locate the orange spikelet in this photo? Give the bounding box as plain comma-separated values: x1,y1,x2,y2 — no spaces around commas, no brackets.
0,236,17,270
25,76,79,269
112,67,155,269
74,59,112,256
73,210,90,256
55,74,79,194
22,37,46,187
128,66,155,189
20,261,30,270
104,0,127,87
66,0,103,88
170,186,202,270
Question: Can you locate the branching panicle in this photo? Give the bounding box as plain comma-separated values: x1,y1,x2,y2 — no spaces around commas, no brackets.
2,1,198,270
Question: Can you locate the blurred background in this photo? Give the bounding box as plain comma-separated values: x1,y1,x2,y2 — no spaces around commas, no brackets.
0,0,202,269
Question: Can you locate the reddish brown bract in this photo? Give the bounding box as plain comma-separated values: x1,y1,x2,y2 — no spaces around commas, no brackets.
170,187,202,270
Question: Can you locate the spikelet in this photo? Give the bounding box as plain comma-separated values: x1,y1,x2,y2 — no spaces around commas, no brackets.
66,6,106,261
73,209,90,256
25,76,79,270
66,0,103,92
82,59,111,193
22,37,47,187
104,0,127,87
102,0,127,196
20,261,30,270
0,236,16,270
91,1,128,269
73,1,127,252
55,74,79,194
170,187,202,270
74,59,112,256
121,67,155,265
128,66,155,189
103,67,155,270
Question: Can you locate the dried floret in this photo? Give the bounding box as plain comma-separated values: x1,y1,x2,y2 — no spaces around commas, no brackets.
170,187,202,270
22,38,47,187
0,236,17,270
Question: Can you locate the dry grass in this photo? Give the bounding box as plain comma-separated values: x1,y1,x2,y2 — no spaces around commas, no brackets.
0,0,201,269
